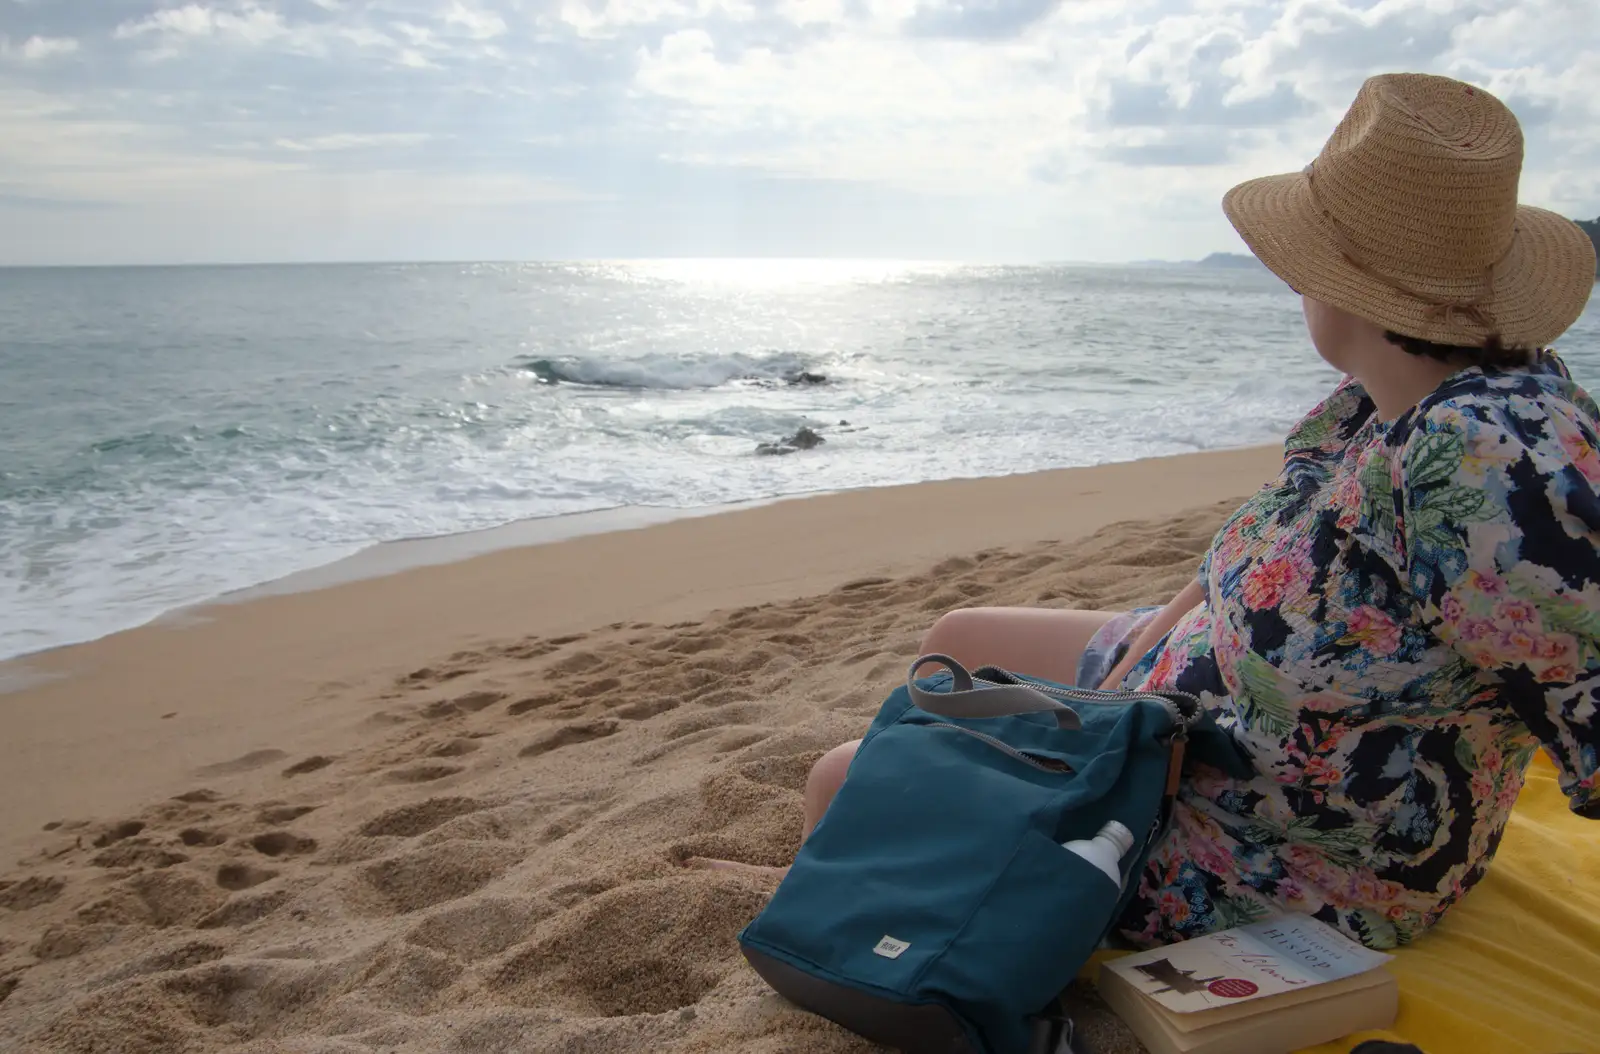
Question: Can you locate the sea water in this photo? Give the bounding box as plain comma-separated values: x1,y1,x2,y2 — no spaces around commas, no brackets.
3,259,1597,661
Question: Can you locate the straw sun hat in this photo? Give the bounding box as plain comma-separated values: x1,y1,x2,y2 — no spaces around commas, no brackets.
1223,72,1596,350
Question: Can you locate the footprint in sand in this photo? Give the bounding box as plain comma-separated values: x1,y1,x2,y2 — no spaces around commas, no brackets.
179,828,228,847
570,676,622,700
216,862,278,891
662,635,720,655
256,805,316,825
547,877,617,907
197,749,289,777
77,871,224,929
91,959,332,1039
692,688,756,709
386,763,465,784
400,665,479,691
29,923,121,962
354,843,523,914
547,650,605,677
664,704,765,742
536,800,616,845
97,940,227,985
518,719,620,758
864,657,902,681
507,693,562,716
91,820,146,848
842,646,886,666
91,843,189,869
198,887,294,929
734,752,821,792
496,632,584,661
0,876,65,912
712,730,773,755
451,690,506,713
425,738,480,758
406,897,548,961
633,728,723,765
358,944,464,1013
420,699,463,720
490,875,769,1017
500,639,557,660
613,697,679,720
249,831,316,858
281,755,335,778
837,575,895,592
358,797,487,838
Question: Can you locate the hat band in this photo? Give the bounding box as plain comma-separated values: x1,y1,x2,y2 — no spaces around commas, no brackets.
1304,163,1512,337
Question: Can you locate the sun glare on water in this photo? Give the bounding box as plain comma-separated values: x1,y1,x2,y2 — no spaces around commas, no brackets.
600,258,961,288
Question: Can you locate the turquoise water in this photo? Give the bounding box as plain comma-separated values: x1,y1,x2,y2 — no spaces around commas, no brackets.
2,260,1596,661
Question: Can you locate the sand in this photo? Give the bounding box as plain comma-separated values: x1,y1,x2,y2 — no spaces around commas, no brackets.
0,447,1280,1054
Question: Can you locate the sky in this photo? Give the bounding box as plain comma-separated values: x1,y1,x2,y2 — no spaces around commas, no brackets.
0,0,1596,265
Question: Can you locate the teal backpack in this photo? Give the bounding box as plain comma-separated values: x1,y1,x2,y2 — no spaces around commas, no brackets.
738,654,1246,1054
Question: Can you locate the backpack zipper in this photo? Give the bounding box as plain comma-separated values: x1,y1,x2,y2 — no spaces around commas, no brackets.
972,671,1199,728
926,723,1073,774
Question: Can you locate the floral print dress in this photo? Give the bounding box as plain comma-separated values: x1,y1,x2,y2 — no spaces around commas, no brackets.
1115,351,1600,951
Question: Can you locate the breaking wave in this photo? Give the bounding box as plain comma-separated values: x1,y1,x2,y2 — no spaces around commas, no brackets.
519,352,826,390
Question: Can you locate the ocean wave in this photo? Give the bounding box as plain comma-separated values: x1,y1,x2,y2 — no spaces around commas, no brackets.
518,352,826,390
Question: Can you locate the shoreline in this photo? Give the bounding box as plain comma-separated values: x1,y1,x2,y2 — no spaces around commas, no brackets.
0,446,1279,860
213,494,815,606
4,445,1266,671
1,499,799,675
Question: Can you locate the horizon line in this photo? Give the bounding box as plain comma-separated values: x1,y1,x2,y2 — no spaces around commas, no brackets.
0,252,1260,271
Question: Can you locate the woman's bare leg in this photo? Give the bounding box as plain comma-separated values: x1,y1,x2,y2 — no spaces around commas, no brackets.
682,607,1118,877
918,606,1118,688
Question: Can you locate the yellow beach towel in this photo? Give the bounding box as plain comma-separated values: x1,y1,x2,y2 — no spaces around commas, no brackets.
1090,752,1600,1054
1302,751,1600,1054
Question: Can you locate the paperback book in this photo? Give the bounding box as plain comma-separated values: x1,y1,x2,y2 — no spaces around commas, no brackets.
1096,914,1400,1054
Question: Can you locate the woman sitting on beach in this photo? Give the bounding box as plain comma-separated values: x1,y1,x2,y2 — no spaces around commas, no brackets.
700,74,1600,951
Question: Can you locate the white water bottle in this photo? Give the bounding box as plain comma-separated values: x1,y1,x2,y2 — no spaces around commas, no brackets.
1061,821,1134,888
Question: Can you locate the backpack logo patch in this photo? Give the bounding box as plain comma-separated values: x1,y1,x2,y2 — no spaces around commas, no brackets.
872,935,911,959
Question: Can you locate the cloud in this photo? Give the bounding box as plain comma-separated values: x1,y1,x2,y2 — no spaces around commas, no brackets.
902,0,1063,39
443,1,507,40
272,132,434,151
0,0,1595,264
0,35,81,61
114,4,290,46
1104,137,1237,167
555,0,759,38
1103,78,1311,128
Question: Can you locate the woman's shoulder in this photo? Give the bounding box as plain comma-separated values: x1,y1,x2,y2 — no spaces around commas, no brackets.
1395,351,1600,492
1284,374,1376,456
1405,351,1600,445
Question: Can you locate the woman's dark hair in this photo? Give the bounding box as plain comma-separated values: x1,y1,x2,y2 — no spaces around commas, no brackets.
1383,330,1533,369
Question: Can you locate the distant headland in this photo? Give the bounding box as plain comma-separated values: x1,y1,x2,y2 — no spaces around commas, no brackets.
1578,217,1599,276
1194,252,1267,270
1128,252,1268,270
1149,217,1599,277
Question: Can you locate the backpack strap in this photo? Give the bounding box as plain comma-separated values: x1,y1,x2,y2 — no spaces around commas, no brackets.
905,655,1083,730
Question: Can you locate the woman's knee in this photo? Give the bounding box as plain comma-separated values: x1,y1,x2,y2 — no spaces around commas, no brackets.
803,738,862,836
919,607,988,660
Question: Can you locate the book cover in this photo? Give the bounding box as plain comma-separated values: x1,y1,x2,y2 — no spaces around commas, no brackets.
1102,913,1393,1014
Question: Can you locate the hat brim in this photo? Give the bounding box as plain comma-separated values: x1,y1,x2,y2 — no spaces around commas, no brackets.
1222,171,1596,349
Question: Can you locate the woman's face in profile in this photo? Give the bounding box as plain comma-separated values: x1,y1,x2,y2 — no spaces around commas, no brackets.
1302,295,1360,373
